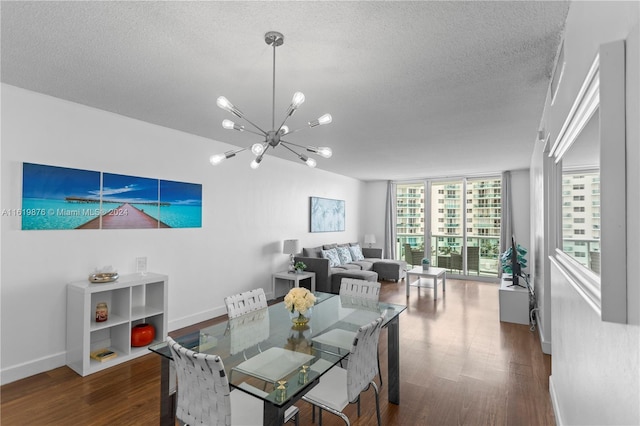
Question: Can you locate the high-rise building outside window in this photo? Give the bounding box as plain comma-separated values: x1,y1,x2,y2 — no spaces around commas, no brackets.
396,177,502,277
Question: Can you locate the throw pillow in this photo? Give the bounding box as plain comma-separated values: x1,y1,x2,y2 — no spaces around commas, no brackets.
336,246,353,264
349,244,365,261
321,248,341,267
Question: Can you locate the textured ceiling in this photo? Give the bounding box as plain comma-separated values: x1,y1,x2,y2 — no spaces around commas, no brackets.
1,1,570,181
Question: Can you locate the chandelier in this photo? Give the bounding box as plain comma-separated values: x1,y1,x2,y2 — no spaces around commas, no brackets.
209,31,333,169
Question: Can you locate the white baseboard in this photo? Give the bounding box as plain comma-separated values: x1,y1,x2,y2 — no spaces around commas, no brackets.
534,310,552,354
1,351,66,385
168,305,227,332
549,375,564,426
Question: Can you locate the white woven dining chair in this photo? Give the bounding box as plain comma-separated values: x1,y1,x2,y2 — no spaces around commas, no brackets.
224,288,268,319
302,315,384,426
338,278,383,388
339,278,381,300
167,336,299,426
228,308,270,361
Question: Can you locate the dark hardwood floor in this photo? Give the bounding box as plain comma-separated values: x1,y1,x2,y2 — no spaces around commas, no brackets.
1,278,554,425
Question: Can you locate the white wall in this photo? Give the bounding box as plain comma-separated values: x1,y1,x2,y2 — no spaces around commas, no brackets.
509,169,531,261
533,2,639,424
0,84,365,384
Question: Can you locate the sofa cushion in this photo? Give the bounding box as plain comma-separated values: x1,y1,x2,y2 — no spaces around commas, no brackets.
323,243,338,250
350,260,374,271
349,244,365,261
321,248,341,267
335,246,353,264
334,263,361,271
303,246,323,258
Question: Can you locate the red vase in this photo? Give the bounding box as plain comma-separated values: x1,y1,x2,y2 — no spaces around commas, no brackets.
131,323,156,347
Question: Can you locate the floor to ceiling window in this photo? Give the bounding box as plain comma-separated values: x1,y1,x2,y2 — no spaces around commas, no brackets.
396,182,425,260
396,176,502,278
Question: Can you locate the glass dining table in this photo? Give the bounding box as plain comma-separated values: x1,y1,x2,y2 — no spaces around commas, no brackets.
149,292,406,426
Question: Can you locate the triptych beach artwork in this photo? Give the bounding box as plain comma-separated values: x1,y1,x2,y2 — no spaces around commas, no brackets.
21,163,202,230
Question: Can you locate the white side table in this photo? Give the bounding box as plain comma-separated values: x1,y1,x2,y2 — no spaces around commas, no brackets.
272,270,316,298
405,266,446,299
499,275,530,324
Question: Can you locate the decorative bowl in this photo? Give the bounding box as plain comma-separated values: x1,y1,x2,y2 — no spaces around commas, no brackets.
89,272,119,283
131,323,156,347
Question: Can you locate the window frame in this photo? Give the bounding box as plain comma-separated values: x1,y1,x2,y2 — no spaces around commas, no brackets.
549,40,627,324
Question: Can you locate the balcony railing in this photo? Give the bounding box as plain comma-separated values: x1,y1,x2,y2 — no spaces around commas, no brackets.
397,234,502,278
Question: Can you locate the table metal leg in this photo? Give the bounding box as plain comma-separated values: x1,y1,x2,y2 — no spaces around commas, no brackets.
263,403,287,426
387,315,401,404
160,357,176,426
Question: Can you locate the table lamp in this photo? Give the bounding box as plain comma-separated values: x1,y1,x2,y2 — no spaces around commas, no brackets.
364,234,376,248
283,239,300,272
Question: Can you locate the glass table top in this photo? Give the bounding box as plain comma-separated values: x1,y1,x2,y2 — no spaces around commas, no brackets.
149,292,406,407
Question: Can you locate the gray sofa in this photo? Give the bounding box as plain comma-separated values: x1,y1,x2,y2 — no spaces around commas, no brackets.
294,242,406,294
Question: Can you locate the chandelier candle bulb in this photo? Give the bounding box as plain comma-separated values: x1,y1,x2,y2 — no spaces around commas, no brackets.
251,143,265,155
309,113,332,128
222,119,243,131
291,92,305,108
250,158,262,169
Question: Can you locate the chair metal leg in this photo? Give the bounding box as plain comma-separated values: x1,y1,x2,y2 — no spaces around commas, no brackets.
372,381,381,426
377,352,383,388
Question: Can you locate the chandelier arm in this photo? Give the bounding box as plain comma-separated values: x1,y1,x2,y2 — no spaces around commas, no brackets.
279,142,304,157
231,147,249,155
276,114,295,135
240,128,265,137
237,115,269,136
280,140,307,150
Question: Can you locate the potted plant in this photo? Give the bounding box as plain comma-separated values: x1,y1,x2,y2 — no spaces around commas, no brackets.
294,261,307,274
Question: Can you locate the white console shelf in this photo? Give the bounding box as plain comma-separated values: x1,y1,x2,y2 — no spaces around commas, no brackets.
66,272,168,376
499,274,530,325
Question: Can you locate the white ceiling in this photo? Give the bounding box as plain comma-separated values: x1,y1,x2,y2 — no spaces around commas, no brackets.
1,1,570,181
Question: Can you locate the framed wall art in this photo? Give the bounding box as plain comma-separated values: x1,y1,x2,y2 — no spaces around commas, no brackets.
310,196,345,233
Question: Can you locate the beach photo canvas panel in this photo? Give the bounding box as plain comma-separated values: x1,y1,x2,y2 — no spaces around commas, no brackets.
21,163,101,230
99,173,161,229
159,180,202,228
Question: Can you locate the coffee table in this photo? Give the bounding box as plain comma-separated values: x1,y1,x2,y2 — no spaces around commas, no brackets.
406,266,446,299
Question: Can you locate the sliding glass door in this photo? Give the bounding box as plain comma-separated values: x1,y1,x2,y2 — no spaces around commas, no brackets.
395,176,502,278
431,180,464,272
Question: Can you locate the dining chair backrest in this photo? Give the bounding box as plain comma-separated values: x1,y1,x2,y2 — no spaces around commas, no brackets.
346,315,384,403
224,288,267,319
228,308,270,355
340,278,381,301
167,336,232,426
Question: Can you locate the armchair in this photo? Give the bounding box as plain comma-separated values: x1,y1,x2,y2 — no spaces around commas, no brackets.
449,247,480,274
403,244,424,267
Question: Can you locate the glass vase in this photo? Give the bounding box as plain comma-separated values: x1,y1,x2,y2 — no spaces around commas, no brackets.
289,307,312,326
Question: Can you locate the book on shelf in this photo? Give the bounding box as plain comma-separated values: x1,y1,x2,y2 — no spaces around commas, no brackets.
90,348,117,362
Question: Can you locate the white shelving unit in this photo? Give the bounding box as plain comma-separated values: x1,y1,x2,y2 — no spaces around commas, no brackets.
66,272,168,376
499,274,530,325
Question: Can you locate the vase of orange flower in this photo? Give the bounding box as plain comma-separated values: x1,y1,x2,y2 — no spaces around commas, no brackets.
284,287,316,326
